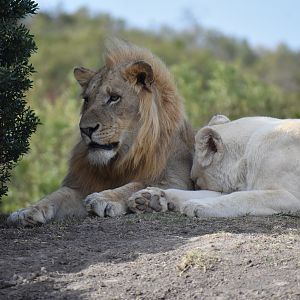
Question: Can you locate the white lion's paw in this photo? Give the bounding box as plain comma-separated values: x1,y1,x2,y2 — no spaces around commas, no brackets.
84,192,126,217
128,187,170,214
181,201,216,218
7,207,47,227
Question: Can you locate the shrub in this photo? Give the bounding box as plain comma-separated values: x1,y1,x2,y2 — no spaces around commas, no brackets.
0,0,39,200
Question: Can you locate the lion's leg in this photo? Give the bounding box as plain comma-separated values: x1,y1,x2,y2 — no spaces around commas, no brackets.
7,187,86,226
128,188,223,213
84,182,145,217
128,188,300,217
180,189,300,217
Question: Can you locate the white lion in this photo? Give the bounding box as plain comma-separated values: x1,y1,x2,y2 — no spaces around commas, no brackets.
129,115,300,217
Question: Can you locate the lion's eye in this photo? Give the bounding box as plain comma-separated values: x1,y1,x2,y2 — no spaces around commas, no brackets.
108,94,121,104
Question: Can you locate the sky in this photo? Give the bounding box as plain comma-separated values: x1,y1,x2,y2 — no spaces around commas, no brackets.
37,0,300,50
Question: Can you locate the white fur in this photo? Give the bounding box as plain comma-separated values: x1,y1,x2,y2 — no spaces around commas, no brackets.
139,116,300,217
87,149,117,165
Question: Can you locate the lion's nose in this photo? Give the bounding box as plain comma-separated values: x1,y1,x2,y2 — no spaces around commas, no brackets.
80,124,99,138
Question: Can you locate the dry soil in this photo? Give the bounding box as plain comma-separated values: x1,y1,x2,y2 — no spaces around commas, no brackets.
0,212,299,299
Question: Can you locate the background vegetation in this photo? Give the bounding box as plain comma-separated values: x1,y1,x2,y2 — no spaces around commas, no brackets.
2,8,300,212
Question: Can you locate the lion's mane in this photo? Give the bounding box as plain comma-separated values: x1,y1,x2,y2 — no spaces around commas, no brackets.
64,39,189,195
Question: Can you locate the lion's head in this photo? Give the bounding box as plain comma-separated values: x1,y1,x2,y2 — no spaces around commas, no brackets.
73,39,185,181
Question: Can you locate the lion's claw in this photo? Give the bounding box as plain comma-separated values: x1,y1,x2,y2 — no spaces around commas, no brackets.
7,207,47,227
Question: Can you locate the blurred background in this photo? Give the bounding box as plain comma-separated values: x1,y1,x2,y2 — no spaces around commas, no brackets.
2,0,300,212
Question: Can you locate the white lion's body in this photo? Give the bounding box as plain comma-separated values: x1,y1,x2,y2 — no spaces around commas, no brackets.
130,116,300,217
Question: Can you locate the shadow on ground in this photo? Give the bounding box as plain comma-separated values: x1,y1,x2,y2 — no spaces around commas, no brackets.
0,212,299,299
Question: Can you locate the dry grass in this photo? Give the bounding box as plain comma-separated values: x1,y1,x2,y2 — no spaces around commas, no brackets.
177,248,220,273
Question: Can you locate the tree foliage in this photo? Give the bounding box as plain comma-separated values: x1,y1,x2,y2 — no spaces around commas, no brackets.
0,0,39,199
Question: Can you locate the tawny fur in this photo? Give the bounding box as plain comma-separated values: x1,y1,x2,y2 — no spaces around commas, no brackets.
64,39,191,194
104,38,186,180
8,39,194,226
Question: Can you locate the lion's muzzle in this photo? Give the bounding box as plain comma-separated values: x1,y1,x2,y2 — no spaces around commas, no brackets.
80,124,100,139
89,141,119,151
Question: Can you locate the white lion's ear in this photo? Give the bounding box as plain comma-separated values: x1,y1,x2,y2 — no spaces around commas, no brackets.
74,67,95,88
124,61,154,90
208,115,230,126
195,127,224,167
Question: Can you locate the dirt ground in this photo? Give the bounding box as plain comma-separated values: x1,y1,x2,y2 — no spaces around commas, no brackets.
0,212,299,300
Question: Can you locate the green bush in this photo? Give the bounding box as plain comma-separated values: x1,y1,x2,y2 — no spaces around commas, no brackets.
1,74,80,212
0,0,39,200
172,61,284,127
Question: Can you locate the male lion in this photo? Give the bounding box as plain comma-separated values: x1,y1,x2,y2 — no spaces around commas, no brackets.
129,115,300,217
8,39,194,226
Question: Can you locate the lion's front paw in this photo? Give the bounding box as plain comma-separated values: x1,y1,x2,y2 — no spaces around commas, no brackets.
84,193,126,217
181,201,217,218
128,187,170,214
7,207,47,227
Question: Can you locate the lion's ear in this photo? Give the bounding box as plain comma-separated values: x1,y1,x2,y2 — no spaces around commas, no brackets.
74,67,95,88
208,115,230,126
195,127,224,167
124,61,154,90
